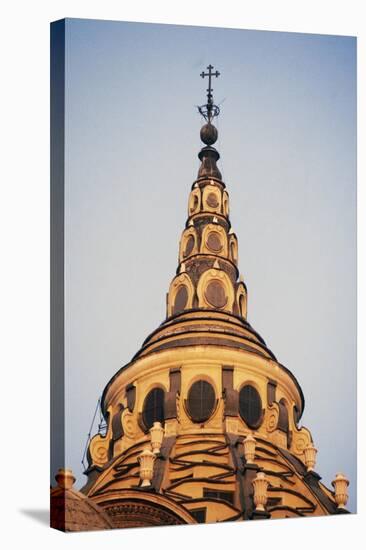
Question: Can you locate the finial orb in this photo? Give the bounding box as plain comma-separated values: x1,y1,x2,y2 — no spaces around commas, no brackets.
200,123,218,145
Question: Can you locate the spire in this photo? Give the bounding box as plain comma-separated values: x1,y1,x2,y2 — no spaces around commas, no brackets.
161,66,246,322
198,65,222,180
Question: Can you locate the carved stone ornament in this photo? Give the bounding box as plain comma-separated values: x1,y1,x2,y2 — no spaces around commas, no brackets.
104,501,186,527
292,427,312,457
88,406,113,467
252,472,269,512
332,473,349,509
304,442,317,471
150,422,164,455
265,403,279,433
55,468,76,489
243,434,256,464
121,409,136,439
89,437,109,466
137,447,156,487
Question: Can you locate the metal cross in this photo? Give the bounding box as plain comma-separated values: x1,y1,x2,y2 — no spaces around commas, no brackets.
200,64,220,104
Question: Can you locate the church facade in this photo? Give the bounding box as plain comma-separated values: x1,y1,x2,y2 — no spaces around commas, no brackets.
51,66,350,531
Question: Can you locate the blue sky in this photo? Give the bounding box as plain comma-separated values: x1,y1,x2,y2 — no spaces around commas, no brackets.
61,18,356,511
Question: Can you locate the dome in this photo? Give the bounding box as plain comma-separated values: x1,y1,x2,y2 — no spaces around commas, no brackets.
77,67,349,529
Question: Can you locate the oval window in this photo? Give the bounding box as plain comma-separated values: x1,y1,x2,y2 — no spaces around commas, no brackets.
206,231,222,252
204,280,227,308
142,388,165,429
187,380,216,423
206,192,219,208
239,385,262,428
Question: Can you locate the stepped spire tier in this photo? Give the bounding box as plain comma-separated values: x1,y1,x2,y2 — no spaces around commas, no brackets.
53,67,350,531
129,69,275,371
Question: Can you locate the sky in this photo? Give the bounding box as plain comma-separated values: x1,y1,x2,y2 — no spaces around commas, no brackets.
61,18,356,512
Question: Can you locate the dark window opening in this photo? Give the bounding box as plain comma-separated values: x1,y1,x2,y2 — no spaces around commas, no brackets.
187,380,216,423
267,497,282,507
184,235,195,258
173,285,188,315
190,508,206,523
293,404,300,425
278,399,289,433
142,388,165,430
239,384,262,428
203,489,234,505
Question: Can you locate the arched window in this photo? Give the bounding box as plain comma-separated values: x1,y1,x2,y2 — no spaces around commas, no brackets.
187,380,216,423
239,384,263,428
142,388,165,429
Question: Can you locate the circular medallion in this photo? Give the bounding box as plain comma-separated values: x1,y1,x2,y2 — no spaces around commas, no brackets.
173,285,188,315
206,231,222,252
183,235,195,257
206,192,219,208
204,280,227,308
